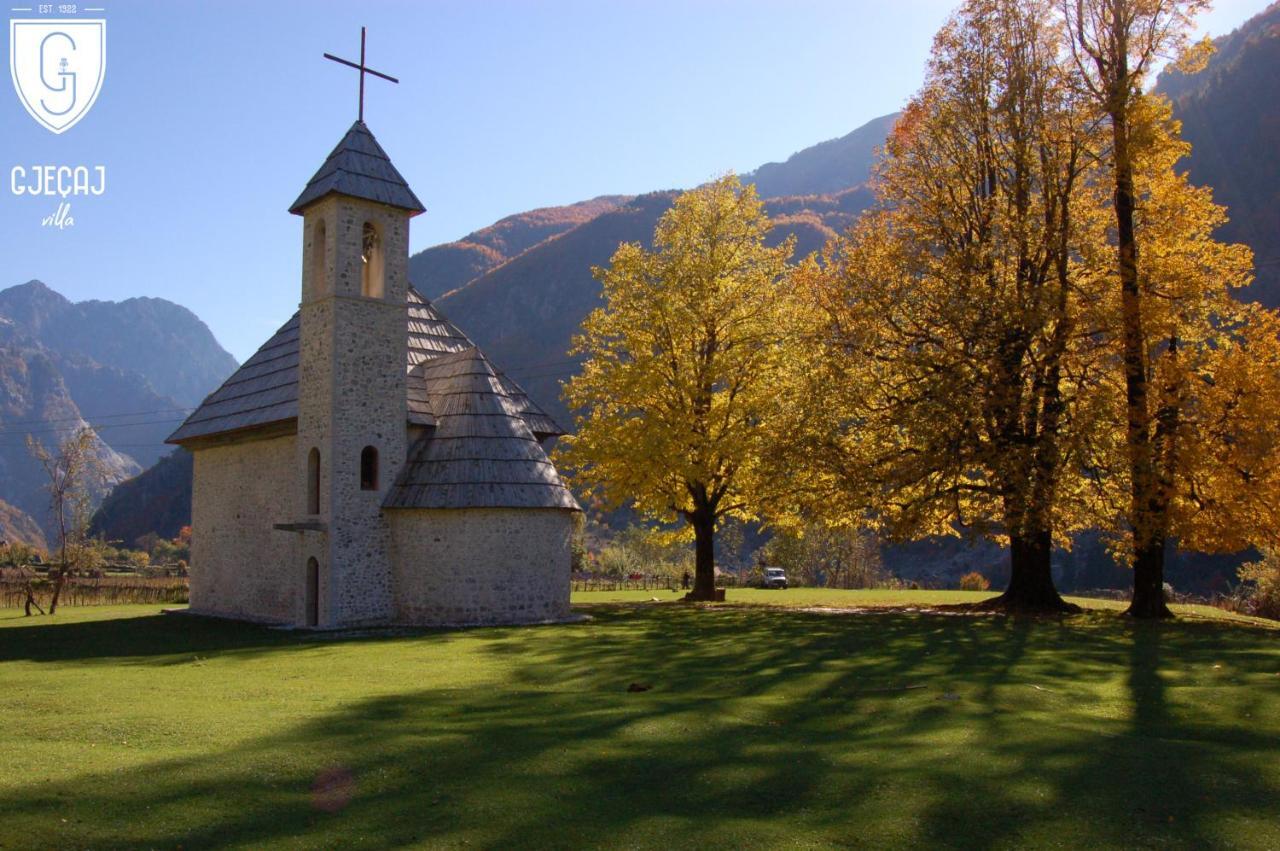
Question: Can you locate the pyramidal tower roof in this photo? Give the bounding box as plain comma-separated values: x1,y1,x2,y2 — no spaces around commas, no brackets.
289,120,425,215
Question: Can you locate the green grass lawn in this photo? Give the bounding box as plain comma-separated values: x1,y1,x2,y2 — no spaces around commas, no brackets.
577,586,1275,625
1,593,1277,849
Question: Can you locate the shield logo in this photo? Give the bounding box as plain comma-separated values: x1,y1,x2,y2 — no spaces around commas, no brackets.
9,18,106,134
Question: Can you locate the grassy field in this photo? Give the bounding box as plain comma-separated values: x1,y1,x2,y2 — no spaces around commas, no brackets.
577,586,1275,624
1,592,1277,849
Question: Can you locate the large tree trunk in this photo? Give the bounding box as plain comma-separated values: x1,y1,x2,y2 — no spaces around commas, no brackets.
688,507,718,601
48,567,66,615
987,529,1079,613
1128,542,1172,618
1110,91,1172,620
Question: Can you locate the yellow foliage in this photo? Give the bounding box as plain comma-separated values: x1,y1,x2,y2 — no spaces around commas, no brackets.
797,0,1110,560
1081,96,1280,555
797,1,1280,571
557,176,806,573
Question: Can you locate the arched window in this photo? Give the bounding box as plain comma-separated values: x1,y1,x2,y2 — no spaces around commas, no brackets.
305,557,320,627
360,445,379,491
361,221,384,298
310,219,327,296
307,448,321,514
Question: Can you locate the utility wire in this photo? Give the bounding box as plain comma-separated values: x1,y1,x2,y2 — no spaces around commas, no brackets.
0,406,194,430
0,417,188,442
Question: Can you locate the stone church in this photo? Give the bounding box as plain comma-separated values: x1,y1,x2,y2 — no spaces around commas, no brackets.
168,121,580,628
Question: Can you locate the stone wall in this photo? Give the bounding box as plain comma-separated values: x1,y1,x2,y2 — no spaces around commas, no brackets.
297,195,409,627
389,508,575,625
189,435,299,623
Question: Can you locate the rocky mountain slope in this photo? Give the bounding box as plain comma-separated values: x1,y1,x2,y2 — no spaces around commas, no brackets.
0,281,236,545
423,113,895,430
0,497,47,551
43,351,186,470
0,343,140,543
89,448,192,546
409,196,632,299
0,281,238,407
1156,0,1280,305
436,186,876,430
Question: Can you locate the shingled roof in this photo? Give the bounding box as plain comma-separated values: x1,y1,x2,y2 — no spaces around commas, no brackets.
384,347,580,510
167,288,561,445
289,121,425,215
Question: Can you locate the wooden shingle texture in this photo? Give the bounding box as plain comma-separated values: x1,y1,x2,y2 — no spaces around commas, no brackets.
385,347,580,510
167,288,561,444
288,120,426,215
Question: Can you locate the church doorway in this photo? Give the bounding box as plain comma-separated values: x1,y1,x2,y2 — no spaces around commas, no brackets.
305,557,320,627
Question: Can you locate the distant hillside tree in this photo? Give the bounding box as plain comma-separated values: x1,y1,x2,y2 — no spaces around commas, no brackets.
560,176,801,601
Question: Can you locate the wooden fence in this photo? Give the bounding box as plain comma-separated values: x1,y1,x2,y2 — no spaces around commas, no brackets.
572,577,680,593
1,575,189,609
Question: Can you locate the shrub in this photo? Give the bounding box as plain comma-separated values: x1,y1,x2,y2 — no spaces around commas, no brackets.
0,542,41,567
959,571,991,592
595,543,642,578
1237,549,1280,621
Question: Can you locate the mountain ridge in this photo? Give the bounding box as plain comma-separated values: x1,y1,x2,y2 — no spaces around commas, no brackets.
1155,0,1280,305
0,280,239,408
0,280,238,543
409,195,633,300
743,112,898,198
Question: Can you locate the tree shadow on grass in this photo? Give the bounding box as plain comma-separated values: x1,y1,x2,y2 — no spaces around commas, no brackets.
0,609,471,666
0,605,1276,848
910,617,1280,848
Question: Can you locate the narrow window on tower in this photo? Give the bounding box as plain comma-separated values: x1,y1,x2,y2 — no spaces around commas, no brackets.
307,448,321,514
360,445,379,491
361,221,384,298
310,219,327,297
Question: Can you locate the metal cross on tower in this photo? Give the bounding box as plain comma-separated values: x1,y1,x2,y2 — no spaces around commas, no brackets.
323,26,399,123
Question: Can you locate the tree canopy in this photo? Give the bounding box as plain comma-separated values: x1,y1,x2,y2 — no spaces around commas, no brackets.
559,175,802,599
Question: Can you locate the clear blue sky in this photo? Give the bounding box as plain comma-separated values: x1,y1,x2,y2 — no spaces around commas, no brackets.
1,0,1268,362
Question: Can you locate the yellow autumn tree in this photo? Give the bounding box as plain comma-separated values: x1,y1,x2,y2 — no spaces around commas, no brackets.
1063,0,1217,616
795,0,1109,611
795,0,1280,616
558,176,801,600
1172,305,1280,552
1078,96,1280,573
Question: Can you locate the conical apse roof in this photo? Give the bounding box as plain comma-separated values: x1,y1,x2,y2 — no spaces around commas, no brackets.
384,347,580,510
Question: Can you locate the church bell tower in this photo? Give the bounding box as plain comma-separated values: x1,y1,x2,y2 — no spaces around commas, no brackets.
288,120,425,627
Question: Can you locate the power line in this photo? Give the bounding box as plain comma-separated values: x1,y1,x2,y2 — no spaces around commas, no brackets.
0,416,188,442
0,406,194,430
